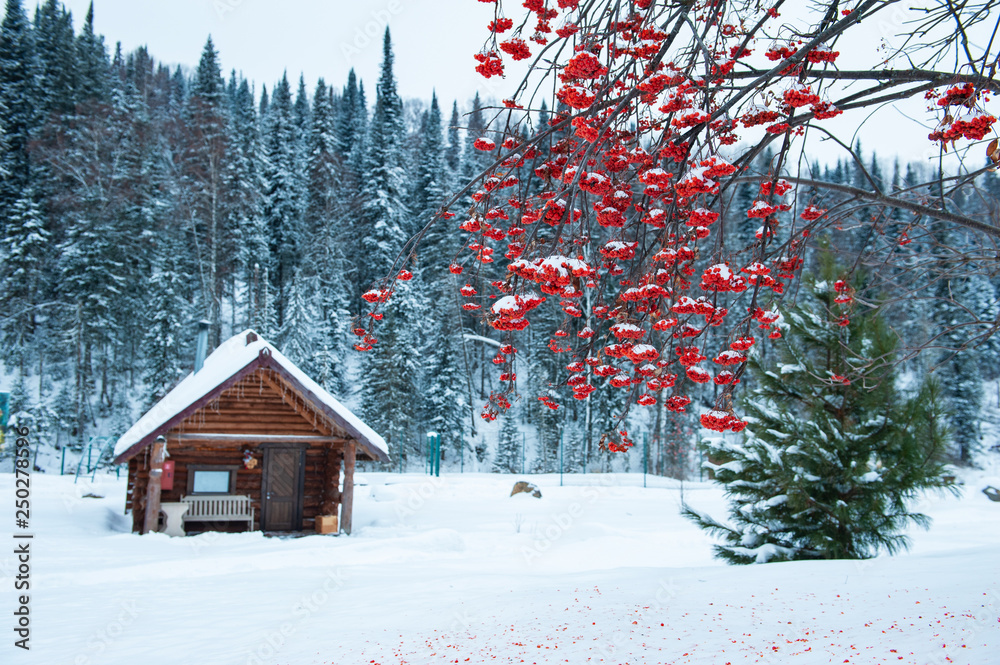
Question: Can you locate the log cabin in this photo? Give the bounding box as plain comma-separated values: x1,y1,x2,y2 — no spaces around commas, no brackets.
112,329,388,536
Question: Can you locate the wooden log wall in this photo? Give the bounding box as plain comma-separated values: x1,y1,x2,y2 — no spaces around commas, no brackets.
124,368,352,533
128,456,147,533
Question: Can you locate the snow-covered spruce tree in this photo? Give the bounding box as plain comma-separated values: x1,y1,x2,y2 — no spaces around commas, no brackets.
494,405,521,474
224,75,268,331
358,283,424,466
358,28,426,467
261,72,305,327
0,0,39,221
409,92,455,284
423,314,470,462
358,28,409,292
32,0,76,116
74,1,110,105
142,246,190,409
685,257,952,563
444,101,462,181
335,69,365,169
0,192,49,378
276,267,316,372
182,36,232,345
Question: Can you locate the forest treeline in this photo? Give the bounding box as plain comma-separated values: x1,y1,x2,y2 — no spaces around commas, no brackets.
1,0,997,471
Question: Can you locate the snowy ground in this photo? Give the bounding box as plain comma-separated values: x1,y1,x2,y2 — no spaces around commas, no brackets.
2,461,999,665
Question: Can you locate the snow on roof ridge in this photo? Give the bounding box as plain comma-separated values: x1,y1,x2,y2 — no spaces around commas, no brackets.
113,329,387,460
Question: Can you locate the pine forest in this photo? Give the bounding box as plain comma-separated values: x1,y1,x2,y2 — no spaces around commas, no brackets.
1,0,998,482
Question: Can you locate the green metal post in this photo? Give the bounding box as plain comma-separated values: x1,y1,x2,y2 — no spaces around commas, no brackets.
435,434,441,477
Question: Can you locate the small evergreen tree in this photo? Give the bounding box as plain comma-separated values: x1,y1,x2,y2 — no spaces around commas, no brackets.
685,255,952,563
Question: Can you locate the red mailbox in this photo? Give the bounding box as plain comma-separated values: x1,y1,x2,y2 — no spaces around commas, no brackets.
162,460,175,491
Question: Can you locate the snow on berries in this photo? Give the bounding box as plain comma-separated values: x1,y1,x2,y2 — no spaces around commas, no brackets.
500,38,532,61
430,0,914,438
800,204,827,221
488,17,513,33
562,51,607,79
687,208,719,227
713,350,747,366
362,288,391,303
473,51,504,78
686,365,712,383
556,83,597,109
748,200,778,218
473,137,496,151
806,43,839,63
700,409,747,432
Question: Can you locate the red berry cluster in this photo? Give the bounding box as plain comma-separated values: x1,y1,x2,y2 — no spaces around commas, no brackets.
371,0,875,441
500,38,532,61
700,410,747,432
474,51,504,78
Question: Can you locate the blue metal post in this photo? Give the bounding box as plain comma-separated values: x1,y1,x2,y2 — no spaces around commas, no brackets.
73,440,85,484
91,437,116,483
521,433,525,475
61,447,66,475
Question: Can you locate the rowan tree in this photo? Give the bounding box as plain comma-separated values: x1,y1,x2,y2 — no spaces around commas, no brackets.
359,0,1000,451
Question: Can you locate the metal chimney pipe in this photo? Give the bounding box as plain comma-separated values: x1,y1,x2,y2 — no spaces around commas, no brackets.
194,320,211,373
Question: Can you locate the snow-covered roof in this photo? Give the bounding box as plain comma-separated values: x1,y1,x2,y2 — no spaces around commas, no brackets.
113,330,388,462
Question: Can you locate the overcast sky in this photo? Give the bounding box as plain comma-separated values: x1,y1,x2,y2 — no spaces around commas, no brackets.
52,1,987,173
61,0,505,108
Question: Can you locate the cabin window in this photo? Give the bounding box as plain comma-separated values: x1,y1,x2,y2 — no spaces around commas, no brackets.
186,465,239,495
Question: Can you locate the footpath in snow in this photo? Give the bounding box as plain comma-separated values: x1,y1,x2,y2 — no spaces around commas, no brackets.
1,465,998,665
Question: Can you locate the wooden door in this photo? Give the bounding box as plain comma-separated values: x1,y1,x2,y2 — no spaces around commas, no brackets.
262,447,304,531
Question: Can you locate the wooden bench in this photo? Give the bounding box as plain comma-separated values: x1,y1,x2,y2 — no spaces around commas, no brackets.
180,495,254,529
